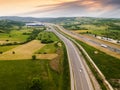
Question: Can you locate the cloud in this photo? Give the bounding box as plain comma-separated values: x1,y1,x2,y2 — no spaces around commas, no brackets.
22,0,120,18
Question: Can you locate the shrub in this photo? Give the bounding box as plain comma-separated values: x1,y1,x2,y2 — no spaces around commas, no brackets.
29,78,42,90
0,51,3,54
12,51,15,54
32,55,36,60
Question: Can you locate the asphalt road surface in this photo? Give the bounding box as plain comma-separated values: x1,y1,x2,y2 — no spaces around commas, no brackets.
47,24,93,90
59,26,120,54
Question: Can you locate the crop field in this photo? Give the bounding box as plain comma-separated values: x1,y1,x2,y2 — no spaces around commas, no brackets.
72,29,108,36
0,45,18,52
0,28,70,90
0,31,61,60
62,18,120,40
0,29,32,44
0,40,44,60
0,38,70,90
36,43,58,54
0,60,65,90
79,24,107,30
0,40,51,60
0,19,70,90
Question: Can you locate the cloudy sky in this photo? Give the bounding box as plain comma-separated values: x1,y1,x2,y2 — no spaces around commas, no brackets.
0,0,120,18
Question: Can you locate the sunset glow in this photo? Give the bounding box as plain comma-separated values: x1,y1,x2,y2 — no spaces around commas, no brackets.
0,0,120,18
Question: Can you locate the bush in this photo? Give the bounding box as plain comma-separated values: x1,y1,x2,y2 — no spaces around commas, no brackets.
41,39,53,44
12,51,15,54
0,51,3,54
32,55,36,60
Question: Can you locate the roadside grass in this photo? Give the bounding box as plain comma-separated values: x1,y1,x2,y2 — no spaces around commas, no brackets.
61,44,70,90
37,31,70,90
76,39,120,89
0,45,18,52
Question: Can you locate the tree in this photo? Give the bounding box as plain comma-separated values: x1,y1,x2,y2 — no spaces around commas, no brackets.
12,51,15,54
0,51,3,54
32,55,36,60
29,78,42,90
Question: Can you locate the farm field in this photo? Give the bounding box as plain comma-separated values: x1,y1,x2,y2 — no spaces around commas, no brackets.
61,18,120,40
0,40,58,60
72,29,120,40
36,43,58,54
0,60,66,90
0,26,70,90
0,45,18,52
72,29,107,35
0,29,31,43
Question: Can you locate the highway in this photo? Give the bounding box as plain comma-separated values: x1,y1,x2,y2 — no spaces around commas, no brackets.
57,25,120,54
47,24,93,90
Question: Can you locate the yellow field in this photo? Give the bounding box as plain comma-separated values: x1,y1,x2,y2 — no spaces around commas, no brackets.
0,40,58,60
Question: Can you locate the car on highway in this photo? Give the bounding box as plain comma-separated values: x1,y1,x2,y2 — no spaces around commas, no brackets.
101,44,108,48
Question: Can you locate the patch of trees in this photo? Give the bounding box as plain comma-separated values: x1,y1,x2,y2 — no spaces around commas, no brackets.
63,25,88,30
38,32,54,44
108,24,120,30
104,31,120,40
0,20,25,32
29,78,42,90
27,29,43,42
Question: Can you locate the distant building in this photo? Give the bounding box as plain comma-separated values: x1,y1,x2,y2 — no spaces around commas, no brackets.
26,22,45,27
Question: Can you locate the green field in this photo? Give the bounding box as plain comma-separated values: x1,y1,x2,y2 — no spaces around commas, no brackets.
37,31,59,43
0,29,70,90
0,29,31,42
61,17,120,40
36,43,58,54
0,44,70,90
36,31,61,54
0,45,18,52
0,60,62,90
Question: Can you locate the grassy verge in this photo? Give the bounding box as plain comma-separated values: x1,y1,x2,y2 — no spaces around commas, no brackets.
62,44,70,90
74,41,107,90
